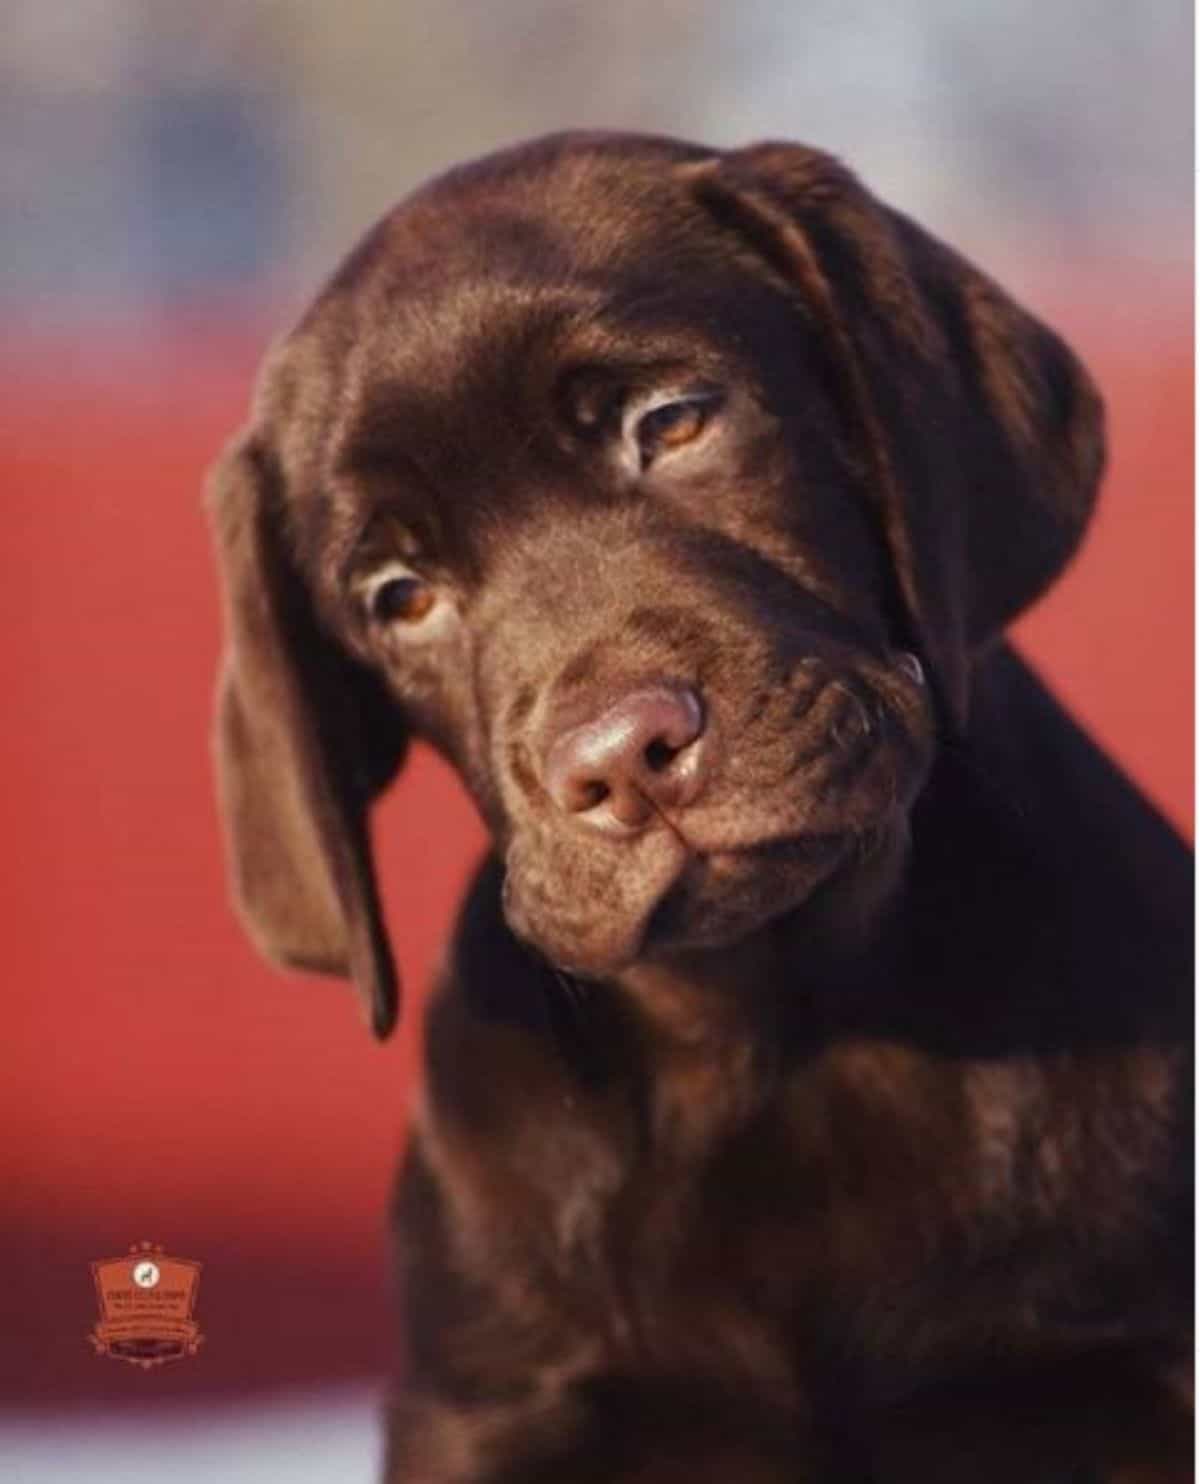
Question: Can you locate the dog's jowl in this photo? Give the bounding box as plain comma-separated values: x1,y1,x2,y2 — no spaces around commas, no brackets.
208,133,1192,1482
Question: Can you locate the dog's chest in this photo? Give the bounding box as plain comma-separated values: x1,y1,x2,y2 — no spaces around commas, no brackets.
514,1037,1175,1391
465,1036,953,1392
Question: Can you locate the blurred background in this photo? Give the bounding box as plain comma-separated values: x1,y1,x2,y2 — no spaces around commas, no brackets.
3,2,1191,1478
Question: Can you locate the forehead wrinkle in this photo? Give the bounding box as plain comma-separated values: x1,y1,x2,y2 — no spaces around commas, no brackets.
331,294,588,481
363,271,605,401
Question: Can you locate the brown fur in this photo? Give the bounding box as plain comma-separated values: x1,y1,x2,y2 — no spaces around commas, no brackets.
207,132,1192,1480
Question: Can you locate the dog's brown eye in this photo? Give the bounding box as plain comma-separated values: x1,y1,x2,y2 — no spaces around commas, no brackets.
370,576,436,624
635,397,715,466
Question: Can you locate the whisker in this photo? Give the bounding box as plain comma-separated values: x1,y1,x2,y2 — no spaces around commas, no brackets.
553,968,591,1013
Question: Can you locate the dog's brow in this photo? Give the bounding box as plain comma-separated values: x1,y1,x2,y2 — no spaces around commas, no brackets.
338,382,433,475
334,513,414,580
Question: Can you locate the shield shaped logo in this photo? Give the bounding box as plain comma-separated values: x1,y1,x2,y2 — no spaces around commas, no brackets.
90,1242,204,1368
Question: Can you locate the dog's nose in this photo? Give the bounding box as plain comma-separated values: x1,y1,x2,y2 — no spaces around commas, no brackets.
544,685,707,833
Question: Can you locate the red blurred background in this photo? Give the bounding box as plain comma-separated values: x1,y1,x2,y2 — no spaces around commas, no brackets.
0,7,1190,1463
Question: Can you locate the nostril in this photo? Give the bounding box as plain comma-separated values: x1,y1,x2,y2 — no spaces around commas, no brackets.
643,736,679,773
578,779,610,809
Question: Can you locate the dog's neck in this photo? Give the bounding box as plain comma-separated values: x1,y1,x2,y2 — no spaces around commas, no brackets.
617,818,910,1041
608,849,909,1156
614,947,774,1156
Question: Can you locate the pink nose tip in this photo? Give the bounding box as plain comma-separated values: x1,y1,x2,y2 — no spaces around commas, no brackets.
544,685,707,833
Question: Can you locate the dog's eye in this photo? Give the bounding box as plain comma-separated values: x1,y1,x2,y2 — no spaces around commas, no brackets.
364,570,438,626
633,394,718,468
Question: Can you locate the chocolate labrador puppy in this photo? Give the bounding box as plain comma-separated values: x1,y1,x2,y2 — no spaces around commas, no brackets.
208,132,1192,1481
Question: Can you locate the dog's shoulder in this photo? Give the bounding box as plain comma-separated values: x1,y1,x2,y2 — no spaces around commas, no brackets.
905,643,1191,1043
965,643,1190,904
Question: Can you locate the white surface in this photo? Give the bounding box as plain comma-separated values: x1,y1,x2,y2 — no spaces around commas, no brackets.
1,1385,383,1483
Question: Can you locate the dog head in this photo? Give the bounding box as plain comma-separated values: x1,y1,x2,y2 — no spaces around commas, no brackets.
208,132,1104,1036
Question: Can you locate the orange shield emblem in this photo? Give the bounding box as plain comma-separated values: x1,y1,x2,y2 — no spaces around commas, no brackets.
90,1242,204,1368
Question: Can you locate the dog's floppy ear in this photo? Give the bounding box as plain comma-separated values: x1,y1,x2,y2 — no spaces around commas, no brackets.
689,142,1105,729
207,429,406,1038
